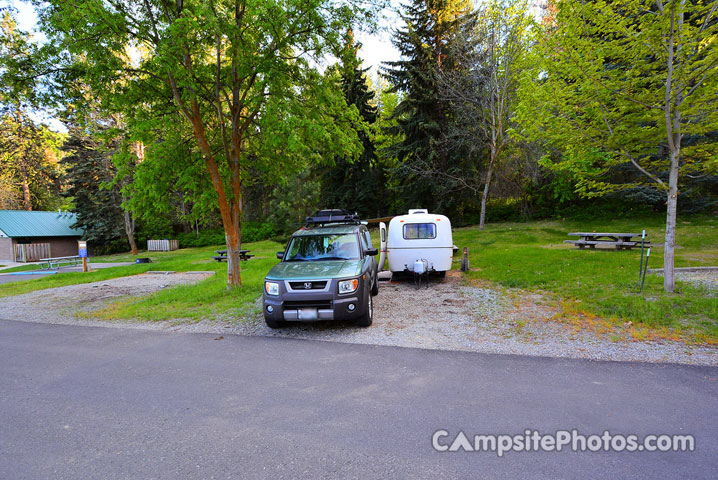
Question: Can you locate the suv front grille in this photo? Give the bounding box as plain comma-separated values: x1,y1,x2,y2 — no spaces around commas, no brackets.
289,281,328,290
284,300,332,310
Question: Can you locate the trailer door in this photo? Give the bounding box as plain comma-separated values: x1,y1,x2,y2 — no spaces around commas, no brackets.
378,222,387,271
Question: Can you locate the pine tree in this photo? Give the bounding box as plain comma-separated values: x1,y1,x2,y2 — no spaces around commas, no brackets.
383,0,473,212
320,31,386,218
61,127,127,253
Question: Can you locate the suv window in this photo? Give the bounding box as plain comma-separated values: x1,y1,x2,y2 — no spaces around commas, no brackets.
362,230,372,250
403,223,436,240
285,234,360,261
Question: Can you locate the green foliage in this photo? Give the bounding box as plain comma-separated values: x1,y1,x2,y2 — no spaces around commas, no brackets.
0,109,65,210
268,169,321,234
515,0,718,196
383,0,474,212
176,223,275,248
61,126,126,251
319,31,388,218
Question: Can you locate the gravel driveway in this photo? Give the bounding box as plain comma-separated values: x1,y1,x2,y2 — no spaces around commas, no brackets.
1,270,716,366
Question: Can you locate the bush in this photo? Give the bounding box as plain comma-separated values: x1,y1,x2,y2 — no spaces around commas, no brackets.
175,222,276,248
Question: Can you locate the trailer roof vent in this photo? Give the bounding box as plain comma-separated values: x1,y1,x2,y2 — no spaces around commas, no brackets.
305,209,361,226
408,209,428,215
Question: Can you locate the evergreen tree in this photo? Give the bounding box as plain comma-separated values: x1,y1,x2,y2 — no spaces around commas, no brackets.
383,0,473,212
320,32,386,218
61,126,127,253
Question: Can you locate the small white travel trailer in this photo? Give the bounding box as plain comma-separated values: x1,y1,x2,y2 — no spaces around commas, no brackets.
378,209,456,276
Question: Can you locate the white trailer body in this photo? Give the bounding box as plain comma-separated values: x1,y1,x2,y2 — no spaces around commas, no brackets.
383,209,455,274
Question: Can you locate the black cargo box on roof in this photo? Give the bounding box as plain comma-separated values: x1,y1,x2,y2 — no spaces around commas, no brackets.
305,209,361,226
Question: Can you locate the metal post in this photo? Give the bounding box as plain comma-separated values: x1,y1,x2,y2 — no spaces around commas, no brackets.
638,229,646,280
461,247,469,272
640,248,650,292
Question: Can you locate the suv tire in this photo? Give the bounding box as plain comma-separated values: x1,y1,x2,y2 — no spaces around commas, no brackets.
265,315,287,329
371,277,379,296
356,293,373,327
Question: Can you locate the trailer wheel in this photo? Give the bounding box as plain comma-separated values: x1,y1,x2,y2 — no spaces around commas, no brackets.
371,277,379,296
356,294,373,327
438,271,446,278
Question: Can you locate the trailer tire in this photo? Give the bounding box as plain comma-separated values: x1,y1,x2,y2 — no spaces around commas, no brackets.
356,294,373,327
371,277,379,296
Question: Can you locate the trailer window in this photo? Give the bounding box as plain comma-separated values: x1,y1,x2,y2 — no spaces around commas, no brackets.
403,223,436,240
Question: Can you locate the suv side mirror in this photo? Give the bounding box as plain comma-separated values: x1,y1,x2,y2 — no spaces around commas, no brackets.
276,251,284,260
364,248,379,256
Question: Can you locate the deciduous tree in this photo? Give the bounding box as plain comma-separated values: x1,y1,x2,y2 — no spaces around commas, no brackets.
516,0,718,292
35,0,371,286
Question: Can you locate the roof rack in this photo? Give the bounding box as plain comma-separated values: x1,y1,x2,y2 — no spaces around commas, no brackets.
305,209,361,227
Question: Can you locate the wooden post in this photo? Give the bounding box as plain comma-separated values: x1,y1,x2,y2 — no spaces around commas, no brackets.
78,240,88,272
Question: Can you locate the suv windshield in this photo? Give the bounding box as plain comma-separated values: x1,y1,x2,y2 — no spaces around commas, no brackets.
285,234,360,261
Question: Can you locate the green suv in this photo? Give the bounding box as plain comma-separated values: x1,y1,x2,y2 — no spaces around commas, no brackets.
263,210,379,329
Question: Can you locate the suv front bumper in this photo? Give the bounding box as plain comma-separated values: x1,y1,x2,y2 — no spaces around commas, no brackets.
263,279,367,322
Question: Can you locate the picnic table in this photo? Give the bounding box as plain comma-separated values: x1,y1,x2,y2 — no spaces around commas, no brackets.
39,255,82,269
564,232,652,250
212,250,254,262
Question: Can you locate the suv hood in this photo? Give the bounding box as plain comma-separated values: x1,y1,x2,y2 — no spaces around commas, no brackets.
266,260,363,280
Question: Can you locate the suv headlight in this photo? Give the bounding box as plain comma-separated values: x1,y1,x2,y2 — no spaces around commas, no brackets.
265,281,279,296
338,278,359,294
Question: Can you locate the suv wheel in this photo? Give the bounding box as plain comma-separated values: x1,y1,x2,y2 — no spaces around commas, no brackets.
265,315,287,329
371,277,379,296
356,293,373,327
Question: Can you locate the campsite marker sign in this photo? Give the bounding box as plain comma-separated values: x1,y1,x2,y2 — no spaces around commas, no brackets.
78,240,88,272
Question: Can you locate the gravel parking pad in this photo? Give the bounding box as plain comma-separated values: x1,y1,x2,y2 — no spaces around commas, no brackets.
231,272,717,366
1,270,716,366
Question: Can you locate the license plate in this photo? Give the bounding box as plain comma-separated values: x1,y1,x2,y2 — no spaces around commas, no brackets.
297,308,318,321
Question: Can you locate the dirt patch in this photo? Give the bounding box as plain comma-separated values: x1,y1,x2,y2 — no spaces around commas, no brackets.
0,272,214,324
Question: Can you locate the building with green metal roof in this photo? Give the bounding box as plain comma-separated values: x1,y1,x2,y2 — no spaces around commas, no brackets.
0,210,83,262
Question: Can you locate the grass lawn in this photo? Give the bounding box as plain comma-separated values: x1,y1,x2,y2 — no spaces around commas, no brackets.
455,215,718,344
0,241,283,323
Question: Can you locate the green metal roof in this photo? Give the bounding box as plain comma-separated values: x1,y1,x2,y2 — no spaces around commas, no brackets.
0,210,83,238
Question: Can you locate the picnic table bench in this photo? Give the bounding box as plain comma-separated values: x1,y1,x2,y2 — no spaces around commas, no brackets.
564,233,651,250
39,255,82,269
212,250,254,262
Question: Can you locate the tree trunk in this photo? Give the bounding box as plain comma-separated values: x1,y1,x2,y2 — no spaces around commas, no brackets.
479,147,497,231
16,108,31,211
122,194,138,255
186,113,242,287
225,226,242,287
663,148,680,293
20,162,31,211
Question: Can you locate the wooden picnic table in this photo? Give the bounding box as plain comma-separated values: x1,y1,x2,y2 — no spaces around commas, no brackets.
564,232,651,250
212,250,254,262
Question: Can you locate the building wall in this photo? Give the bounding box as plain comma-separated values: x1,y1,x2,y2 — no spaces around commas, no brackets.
0,238,13,261
45,237,82,257
0,237,81,261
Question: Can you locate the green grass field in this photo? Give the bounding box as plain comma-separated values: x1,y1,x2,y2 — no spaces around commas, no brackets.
0,215,716,342
455,215,718,343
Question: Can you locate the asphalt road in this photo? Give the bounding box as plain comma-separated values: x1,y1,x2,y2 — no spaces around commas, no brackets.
1,320,716,479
